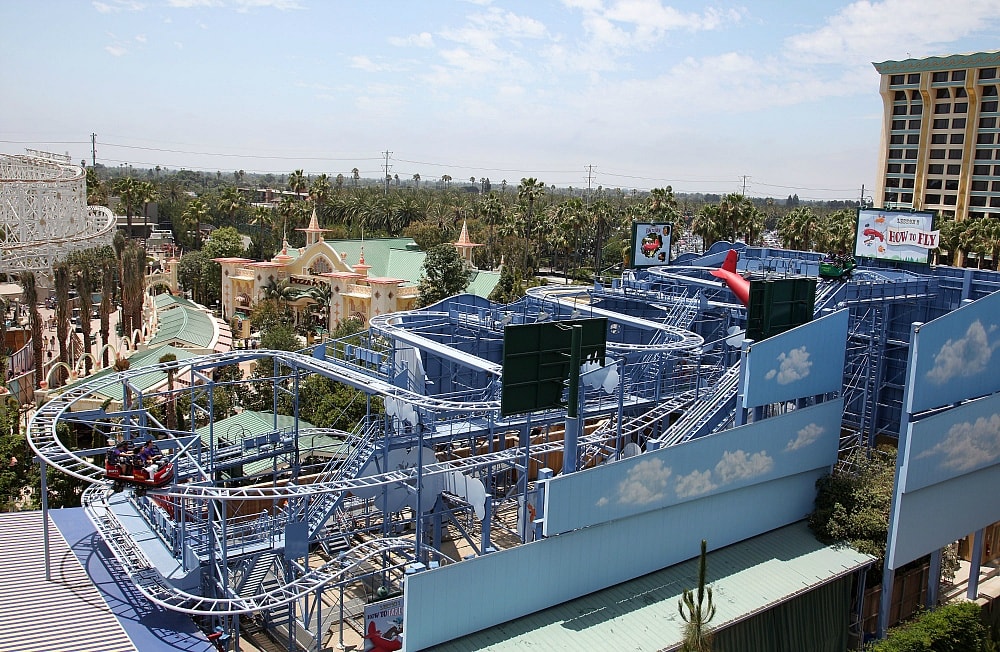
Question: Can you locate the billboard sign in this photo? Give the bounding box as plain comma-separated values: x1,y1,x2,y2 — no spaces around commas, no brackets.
364,595,404,651
854,209,936,263
630,222,672,267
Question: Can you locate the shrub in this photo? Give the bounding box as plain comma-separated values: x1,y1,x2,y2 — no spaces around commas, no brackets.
867,601,988,651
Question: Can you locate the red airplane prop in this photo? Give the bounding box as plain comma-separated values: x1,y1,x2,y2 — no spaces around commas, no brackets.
366,621,402,652
710,249,750,307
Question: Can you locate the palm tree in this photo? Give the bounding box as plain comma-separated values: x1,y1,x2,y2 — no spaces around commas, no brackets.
517,177,546,272
113,176,143,236
181,198,210,249
310,174,333,215
249,205,273,259
20,272,43,389
307,283,333,333
678,539,716,652
351,168,360,188
54,263,71,386
412,173,421,189
100,262,114,368
158,352,178,432
77,266,95,375
120,242,146,341
287,169,308,198
138,180,157,238
936,217,964,266
217,185,245,229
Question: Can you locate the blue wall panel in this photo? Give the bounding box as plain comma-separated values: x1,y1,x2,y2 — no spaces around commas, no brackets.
907,291,1000,414
403,469,825,651
902,392,1000,493
743,309,848,408
543,399,842,535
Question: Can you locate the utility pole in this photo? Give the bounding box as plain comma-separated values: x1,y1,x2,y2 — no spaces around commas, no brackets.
382,150,392,196
91,133,97,167
741,175,749,196
585,164,594,208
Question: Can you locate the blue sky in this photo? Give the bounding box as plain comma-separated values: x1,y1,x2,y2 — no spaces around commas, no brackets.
1,1,998,201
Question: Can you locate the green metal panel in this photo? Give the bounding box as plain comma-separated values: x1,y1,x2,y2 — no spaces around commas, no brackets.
746,277,816,342
501,318,607,416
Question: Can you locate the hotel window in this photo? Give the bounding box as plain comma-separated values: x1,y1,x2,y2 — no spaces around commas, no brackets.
980,68,997,80
886,178,900,188
902,193,914,202
953,118,966,128
948,149,963,159
935,103,951,114
953,70,966,82
889,149,904,158
945,179,959,190
994,181,1000,191
936,87,950,98
906,150,918,159
978,133,996,144
950,134,964,144
894,91,907,100
971,196,988,207
925,194,941,204
902,178,915,188
983,86,999,97
927,179,943,189
890,74,905,85
974,164,991,174
893,105,907,115
891,119,906,129
983,101,999,112
929,149,946,159
955,102,968,113
887,163,902,173
909,73,921,83
904,164,916,173
911,104,923,115
956,88,967,98
909,119,921,129
931,134,947,144
943,195,957,205
976,149,993,159
992,197,1000,207
933,72,948,83
947,164,961,174
890,134,904,144
934,118,949,129
927,164,944,174
971,180,988,191
907,134,920,144
995,165,1000,175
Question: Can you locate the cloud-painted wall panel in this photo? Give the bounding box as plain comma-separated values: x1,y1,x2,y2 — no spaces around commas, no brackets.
906,291,1000,414
543,399,842,536
743,309,848,409
902,392,1000,493
405,469,824,651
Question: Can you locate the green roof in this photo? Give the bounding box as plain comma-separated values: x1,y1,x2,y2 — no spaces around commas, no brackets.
465,269,501,299
60,345,197,401
384,248,427,286
428,521,873,651
194,411,352,476
326,238,419,278
149,303,216,349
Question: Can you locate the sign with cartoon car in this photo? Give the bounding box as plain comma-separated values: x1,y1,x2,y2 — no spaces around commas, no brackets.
629,222,672,267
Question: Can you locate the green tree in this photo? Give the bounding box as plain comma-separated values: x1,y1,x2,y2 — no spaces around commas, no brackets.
100,262,115,368
54,263,71,386
113,176,153,236
809,447,896,570
678,539,716,652
202,226,246,260
180,197,210,249
417,244,472,307
158,352,178,432
120,241,146,342
868,601,988,651
76,266,95,375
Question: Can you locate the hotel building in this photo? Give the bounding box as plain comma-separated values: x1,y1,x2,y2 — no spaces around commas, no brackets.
873,51,1000,220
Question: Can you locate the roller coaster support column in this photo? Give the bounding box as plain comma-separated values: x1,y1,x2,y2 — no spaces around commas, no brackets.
734,339,752,427
562,325,583,475
40,457,51,581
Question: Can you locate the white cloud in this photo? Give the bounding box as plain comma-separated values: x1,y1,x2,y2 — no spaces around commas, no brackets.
675,469,716,498
615,457,671,505
389,32,435,48
595,496,609,507
93,0,144,13
786,423,824,451
917,413,1000,472
105,45,128,57
785,0,1000,67
135,34,147,43
926,320,995,384
167,0,223,6
715,449,773,484
764,346,812,384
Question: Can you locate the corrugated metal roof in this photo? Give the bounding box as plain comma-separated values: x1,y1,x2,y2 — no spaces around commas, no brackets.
327,238,419,278
428,521,873,652
385,248,427,286
466,269,502,299
153,293,199,310
59,344,197,401
149,304,216,348
0,511,137,652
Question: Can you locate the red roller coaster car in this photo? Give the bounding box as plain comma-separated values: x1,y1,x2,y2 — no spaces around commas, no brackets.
105,440,174,492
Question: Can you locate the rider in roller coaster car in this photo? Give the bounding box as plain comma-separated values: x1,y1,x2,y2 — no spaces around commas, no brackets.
139,440,164,474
